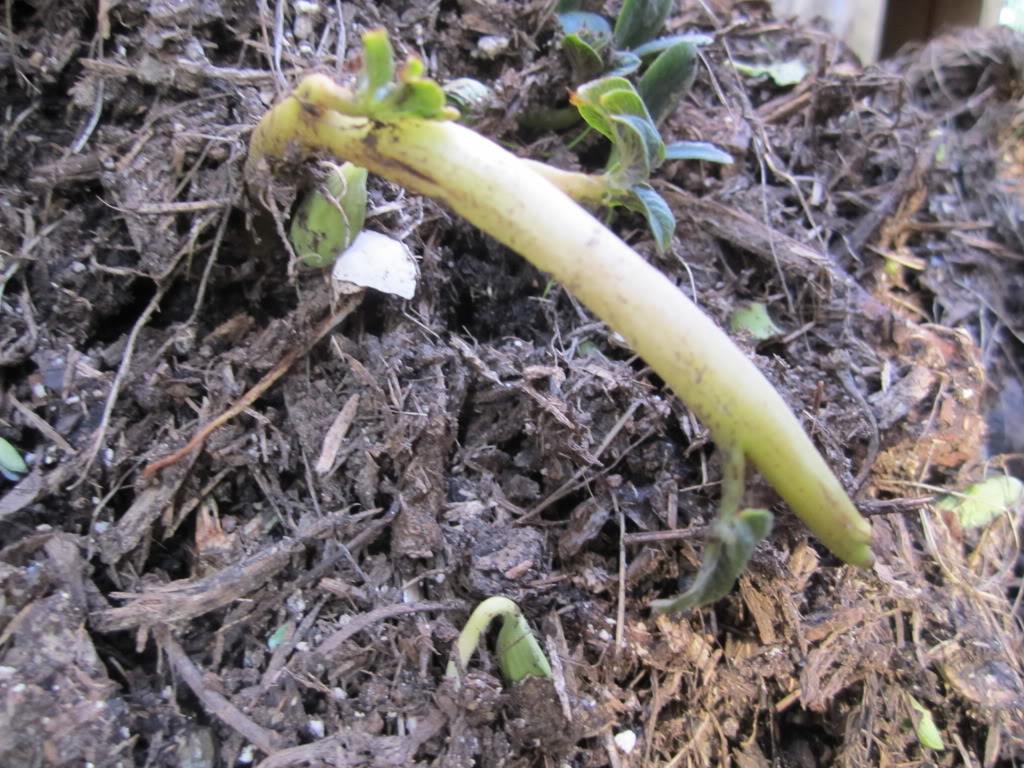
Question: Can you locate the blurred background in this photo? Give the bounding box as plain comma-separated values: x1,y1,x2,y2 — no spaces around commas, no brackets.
773,0,1009,62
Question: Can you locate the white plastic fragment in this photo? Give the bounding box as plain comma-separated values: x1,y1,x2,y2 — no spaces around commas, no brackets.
332,230,418,299
614,729,637,754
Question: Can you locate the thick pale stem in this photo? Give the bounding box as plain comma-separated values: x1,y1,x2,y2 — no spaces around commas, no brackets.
248,77,874,567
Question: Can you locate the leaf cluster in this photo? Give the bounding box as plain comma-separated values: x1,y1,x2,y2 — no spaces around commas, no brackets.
557,0,710,89
570,75,732,251
554,2,732,250
353,29,459,122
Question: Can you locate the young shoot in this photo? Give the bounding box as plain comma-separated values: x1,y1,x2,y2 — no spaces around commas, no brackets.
246,30,875,613
0,436,27,481
289,161,368,268
446,596,552,687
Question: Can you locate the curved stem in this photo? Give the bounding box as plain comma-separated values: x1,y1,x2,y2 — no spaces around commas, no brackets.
247,76,874,568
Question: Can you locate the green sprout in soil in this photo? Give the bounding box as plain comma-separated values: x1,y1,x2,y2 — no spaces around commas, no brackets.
246,29,875,612
289,160,368,268
530,0,722,168
0,436,28,481
446,596,552,687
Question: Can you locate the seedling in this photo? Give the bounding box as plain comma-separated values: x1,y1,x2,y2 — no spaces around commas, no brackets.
729,302,783,341
246,30,874,612
289,160,368,268
0,436,27,481
562,74,731,251
936,474,1023,530
446,596,552,687
555,0,710,91
907,694,946,751
528,0,723,194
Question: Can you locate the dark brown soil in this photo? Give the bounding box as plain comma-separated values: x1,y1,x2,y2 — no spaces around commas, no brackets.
2,1,1023,766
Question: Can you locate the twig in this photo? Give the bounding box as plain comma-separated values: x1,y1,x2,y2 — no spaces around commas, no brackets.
836,368,880,495
8,394,74,453
315,601,455,658
615,495,626,651
74,258,183,485
159,627,282,755
623,525,708,545
71,78,104,154
143,293,363,477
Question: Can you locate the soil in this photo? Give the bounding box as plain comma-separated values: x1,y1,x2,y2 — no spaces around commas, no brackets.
2,1,1023,766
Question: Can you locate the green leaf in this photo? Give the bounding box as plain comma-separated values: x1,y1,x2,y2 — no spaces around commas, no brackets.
908,695,946,750
609,113,664,175
562,33,606,82
732,58,809,87
0,436,27,478
599,84,652,121
729,302,782,340
936,474,1023,530
290,162,368,268
613,0,672,50
444,78,495,125
572,77,636,140
638,42,697,124
394,79,449,119
632,33,715,57
575,103,613,140
604,50,642,78
663,140,734,164
558,11,612,44
651,508,774,614
360,28,396,96
496,609,553,683
267,623,289,650
574,76,636,108
556,0,583,11
628,185,675,252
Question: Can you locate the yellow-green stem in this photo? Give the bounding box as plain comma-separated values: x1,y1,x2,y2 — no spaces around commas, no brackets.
247,76,874,567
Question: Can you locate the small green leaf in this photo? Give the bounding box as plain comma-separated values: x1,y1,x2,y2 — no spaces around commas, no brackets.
574,76,635,108
394,79,449,119
267,624,289,650
908,695,946,750
556,0,583,11
599,85,653,122
360,28,396,96
573,77,636,140
562,33,606,82
936,474,1023,530
444,78,495,125
609,114,664,178
732,58,809,87
604,50,642,78
729,302,782,340
632,33,714,58
558,11,612,44
0,436,27,478
290,162,368,268
628,185,675,252
613,0,672,50
651,508,773,614
663,140,734,164
496,609,553,683
638,42,697,124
